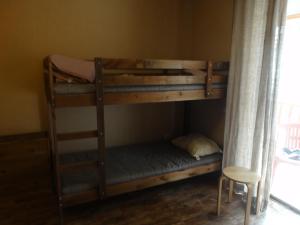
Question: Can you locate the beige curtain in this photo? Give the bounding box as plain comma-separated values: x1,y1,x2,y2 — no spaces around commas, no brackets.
223,0,287,212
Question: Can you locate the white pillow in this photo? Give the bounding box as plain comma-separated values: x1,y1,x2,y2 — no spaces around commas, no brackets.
171,133,222,160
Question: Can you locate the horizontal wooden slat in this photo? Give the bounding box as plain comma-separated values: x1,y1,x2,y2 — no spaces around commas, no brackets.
59,160,98,172
53,74,226,86
103,89,226,105
107,161,221,196
48,56,228,71
55,93,96,107
62,161,221,207
103,75,205,86
62,189,99,207
54,89,226,107
102,58,207,70
57,130,98,141
103,74,226,86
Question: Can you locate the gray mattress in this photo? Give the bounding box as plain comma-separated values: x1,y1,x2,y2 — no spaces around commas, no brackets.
54,83,226,95
60,141,222,194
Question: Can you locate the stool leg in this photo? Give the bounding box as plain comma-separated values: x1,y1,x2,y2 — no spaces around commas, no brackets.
228,180,234,203
244,184,253,225
217,175,225,216
256,181,261,215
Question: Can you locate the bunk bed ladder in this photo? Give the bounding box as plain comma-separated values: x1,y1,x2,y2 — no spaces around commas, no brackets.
95,57,106,199
45,58,107,224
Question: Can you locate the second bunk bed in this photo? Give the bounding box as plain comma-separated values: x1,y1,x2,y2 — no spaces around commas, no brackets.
44,55,229,221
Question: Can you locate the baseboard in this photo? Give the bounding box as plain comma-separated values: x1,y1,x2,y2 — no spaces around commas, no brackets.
271,195,300,214
0,131,47,143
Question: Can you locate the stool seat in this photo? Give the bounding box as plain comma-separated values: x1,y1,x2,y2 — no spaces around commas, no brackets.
223,166,260,184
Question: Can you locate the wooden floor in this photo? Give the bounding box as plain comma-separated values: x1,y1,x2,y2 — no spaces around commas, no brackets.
1,172,300,225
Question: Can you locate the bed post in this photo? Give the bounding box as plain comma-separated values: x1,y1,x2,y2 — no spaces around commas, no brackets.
44,58,55,193
47,59,64,224
206,60,213,97
94,58,106,199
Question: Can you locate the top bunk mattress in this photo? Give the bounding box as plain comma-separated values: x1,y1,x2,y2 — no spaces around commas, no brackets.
60,141,222,194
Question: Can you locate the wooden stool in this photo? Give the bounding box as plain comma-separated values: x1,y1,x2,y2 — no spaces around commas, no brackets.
217,166,261,225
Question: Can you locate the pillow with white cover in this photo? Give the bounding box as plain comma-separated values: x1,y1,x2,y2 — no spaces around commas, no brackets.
171,133,222,160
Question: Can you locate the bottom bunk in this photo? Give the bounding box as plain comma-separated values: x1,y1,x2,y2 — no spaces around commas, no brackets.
60,141,222,206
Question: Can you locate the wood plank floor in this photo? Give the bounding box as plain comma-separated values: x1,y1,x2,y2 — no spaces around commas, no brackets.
1,172,300,225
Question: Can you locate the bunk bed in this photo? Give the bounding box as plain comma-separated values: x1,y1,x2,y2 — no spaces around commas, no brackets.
44,56,229,223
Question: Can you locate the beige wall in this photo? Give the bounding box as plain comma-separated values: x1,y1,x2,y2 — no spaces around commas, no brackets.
0,0,184,143
180,0,233,60
0,0,233,147
185,0,234,146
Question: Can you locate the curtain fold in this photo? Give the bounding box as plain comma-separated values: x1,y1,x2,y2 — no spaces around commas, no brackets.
223,0,288,212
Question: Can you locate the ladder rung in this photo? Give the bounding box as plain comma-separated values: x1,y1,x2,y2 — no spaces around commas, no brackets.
57,130,98,141
59,160,98,172
62,188,99,207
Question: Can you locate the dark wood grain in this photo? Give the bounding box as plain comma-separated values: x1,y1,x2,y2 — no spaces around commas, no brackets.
54,89,226,107
47,60,64,224
57,130,98,141
0,132,47,143
0,137,299,225
101,58,207,70
103,74,227,86
205,61,214,97
61,161,221,207
95,57,106,200
59,160,98,172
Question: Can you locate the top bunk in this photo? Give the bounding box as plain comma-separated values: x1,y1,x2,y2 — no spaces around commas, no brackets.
44,55,229,107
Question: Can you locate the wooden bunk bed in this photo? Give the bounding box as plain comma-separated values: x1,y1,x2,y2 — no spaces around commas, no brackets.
44,56,229,223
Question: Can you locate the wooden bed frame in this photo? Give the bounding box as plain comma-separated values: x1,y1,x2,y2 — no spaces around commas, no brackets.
44,57,229,224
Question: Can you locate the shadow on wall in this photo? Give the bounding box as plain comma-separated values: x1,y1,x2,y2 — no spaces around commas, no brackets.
56,103,184,150
188,99,226,147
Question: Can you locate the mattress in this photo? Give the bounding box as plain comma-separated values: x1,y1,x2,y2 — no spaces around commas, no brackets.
54,83,226,95
60,141,222,194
